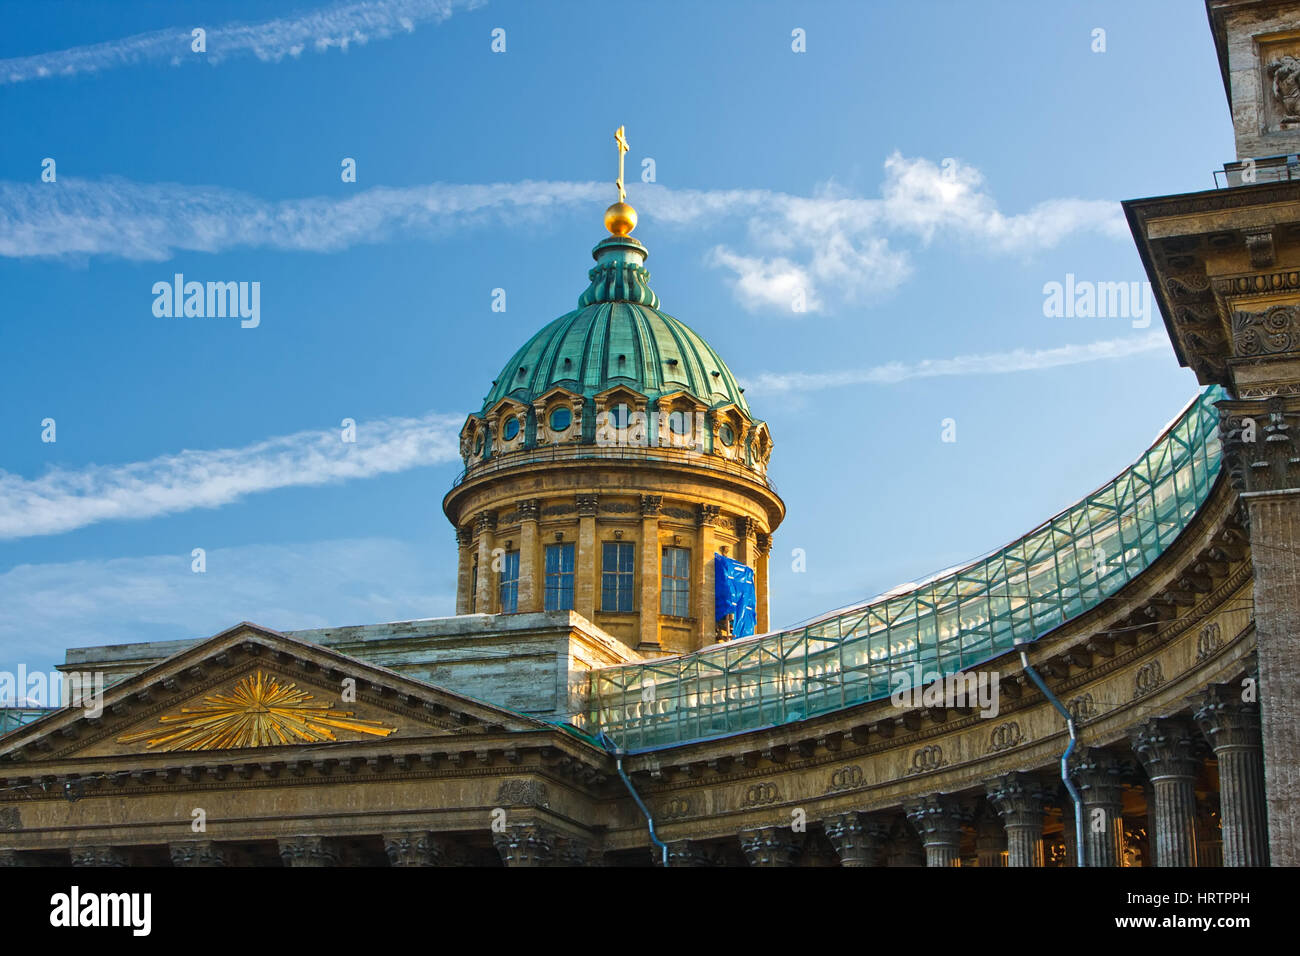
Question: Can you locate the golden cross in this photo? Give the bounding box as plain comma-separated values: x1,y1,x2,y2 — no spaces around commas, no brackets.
614,125,629,202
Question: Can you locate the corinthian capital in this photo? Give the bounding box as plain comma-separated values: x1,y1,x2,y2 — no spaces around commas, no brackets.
1218,396,1300,495
1193,683,1262,752
1129,717,1202,780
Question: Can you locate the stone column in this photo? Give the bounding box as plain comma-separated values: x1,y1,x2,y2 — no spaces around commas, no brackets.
734,516,754,566
168,840,228,867
975,812,1006,867
638,495,662,651
694,504,720,647
455,525,474,614
755,532,771,634
985,773,1051,867
1196,794,1224,868
1248,485,1300,860
905,795,968,867
571,396,586,445
0,849,27,867
1220,401,1300,865
576,495,599,621
383,831,456,867
278,835,340,867
517,499,541,613
1194,683,1270,866
1143,781,1157,866
1069,747,1127,868
531,400,548,446
71,846,128,866
822,812,890,867
645,397,665,449
493,824,555,867
739,826,801,866
473,511,497,614
1130,717,1201,867
1060,812,1078,867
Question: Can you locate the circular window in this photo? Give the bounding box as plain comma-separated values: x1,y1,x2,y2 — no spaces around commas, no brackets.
474,433,484,455
549,407,572,431
503,416,520,442
719,424,736,447
669,411,691,435
609,403,631,429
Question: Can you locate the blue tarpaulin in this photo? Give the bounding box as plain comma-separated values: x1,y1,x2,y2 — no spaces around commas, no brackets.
714,553,756,638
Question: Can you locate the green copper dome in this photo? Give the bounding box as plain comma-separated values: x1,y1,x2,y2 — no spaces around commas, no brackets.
480,236,750,416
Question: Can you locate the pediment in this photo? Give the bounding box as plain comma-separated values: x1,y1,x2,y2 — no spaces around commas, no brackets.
657,390,706,411
535,385,579,407
592,384,644,407
0,622,548,765
484,396,530,421
710,402,748,424
459,414,484,450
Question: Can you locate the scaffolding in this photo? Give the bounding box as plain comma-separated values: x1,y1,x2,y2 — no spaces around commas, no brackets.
578,387,1225,751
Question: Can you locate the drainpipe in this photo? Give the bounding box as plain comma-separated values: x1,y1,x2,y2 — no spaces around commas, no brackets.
1016,643,1086,868
598,731,669,867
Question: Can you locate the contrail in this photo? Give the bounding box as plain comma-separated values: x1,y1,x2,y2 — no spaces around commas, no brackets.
747,333,1169,394
0,411,463,540
0,0,481,85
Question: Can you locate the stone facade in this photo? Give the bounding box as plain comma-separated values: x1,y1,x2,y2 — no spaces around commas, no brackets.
0,0,1293,868
0,472,1272,866
1208,0,1300,161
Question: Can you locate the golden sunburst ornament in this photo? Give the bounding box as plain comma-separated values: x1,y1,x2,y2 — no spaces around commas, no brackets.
117,671,396,751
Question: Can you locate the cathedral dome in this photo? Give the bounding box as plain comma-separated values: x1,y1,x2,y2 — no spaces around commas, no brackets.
453,198,776,494
480,235,750,415
445,159,783,653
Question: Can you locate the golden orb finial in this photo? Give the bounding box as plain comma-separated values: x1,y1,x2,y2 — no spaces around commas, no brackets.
606,124,637,236
605,201,637,237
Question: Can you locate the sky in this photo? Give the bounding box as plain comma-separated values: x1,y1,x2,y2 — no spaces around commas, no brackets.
0,0,1233,685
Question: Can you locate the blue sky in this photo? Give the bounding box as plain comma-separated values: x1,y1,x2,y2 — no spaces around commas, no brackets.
0,0,1230,682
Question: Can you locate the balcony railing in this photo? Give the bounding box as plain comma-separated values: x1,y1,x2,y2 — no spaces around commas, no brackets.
1215,154,1300,188
451,441,778,495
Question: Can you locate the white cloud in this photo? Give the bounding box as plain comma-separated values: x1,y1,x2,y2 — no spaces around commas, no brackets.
0,154,1129,314
708,246,823,313
877,154,1128,250
0,411,463,540
0,538,452,674
0,0,480,85
747,332,1169,394
642,155,1124,311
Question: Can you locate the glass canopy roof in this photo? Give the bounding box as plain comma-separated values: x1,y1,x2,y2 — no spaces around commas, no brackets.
577,387,1225,751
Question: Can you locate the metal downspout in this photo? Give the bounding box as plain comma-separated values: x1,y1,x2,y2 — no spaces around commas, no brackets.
1017,644,1086,867
599,731,669,867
